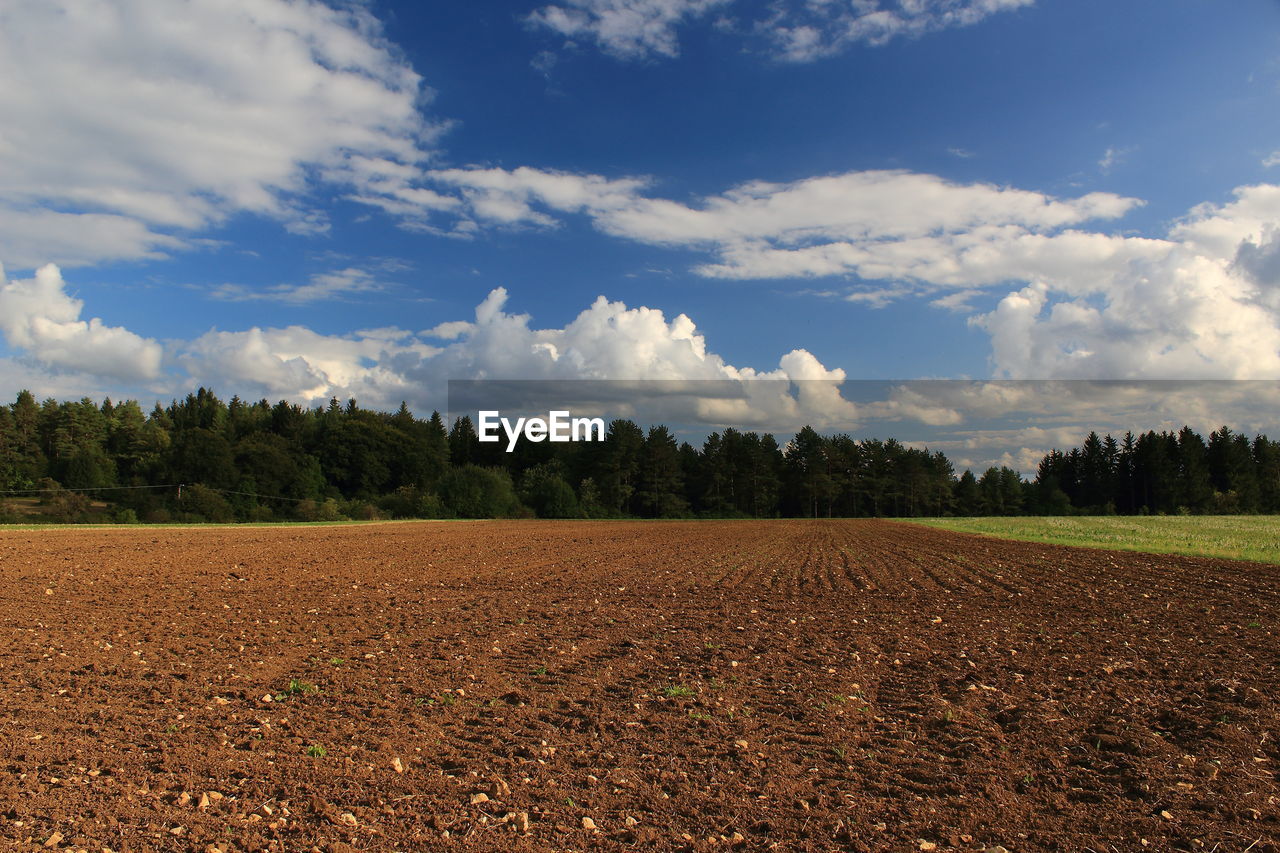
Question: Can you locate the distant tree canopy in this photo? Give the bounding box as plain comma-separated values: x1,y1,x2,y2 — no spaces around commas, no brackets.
0,389,1276,523
1034,427,1280,516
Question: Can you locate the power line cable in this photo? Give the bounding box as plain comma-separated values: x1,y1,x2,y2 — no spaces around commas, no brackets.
0,483,179,494
0,483,312,504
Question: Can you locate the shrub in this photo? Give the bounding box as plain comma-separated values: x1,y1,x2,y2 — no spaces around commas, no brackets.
44,485,91,523
177,483,235,523
247,505,275,523
341,499,383,521
144,507,172,524
521,465,581,518
295,497,344,522
438,465,522,518
381,486,449,519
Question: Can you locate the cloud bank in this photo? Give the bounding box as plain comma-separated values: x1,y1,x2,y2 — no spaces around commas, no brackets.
0,268,854,430
410,165,1280,380
0,0,439,268
4,268,1277,478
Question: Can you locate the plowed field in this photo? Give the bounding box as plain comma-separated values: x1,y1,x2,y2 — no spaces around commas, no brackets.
1,520,1277,853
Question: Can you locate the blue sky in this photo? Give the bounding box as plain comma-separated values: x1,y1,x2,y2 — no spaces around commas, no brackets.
2,0,1280,467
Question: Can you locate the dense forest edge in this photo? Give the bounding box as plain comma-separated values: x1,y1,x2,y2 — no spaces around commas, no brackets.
0,388,1277,523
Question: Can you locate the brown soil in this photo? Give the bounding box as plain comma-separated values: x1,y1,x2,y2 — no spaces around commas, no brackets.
0,519,1276,853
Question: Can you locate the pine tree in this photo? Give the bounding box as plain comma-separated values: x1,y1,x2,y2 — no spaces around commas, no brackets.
953,470,980,516
1176,426,1213,512
636,426,687,517
423,412,449,484
785,426,832,518
1253,435,1280,512
449,416,479,467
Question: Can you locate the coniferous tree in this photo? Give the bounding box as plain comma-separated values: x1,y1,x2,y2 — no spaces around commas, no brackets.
785,426,833,517
423,412,450,485
636,425,686,517
1033,450,1072,514
953,470,981,516
1254,435,1280,513
10,391,44,486
596,419,644,515
1115,431,1138,514
449,416,480,467
1208,426,1259,512
1176,426,1213,512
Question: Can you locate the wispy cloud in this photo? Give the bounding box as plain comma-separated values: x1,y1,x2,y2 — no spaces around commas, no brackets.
422,165,1140,288
930,289,984,312
210,268,386,305
844,286,910,308
527,0,731,60
528,0,1035,62
1098,145,1133,173
759,0,1035,62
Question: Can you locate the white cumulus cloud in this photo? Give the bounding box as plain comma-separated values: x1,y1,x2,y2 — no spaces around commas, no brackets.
972,186,1280,379
0,267,859,429
0,263,163,381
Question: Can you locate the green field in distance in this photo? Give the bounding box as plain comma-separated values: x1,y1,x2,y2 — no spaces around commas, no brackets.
908,516,1280,565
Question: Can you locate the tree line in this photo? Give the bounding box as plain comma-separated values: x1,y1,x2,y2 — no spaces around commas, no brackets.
0,388,1275,522
1033,427,1280,515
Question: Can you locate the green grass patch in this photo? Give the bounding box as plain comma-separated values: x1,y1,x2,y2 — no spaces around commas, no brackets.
906,515,1280,565
274,678,319,701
